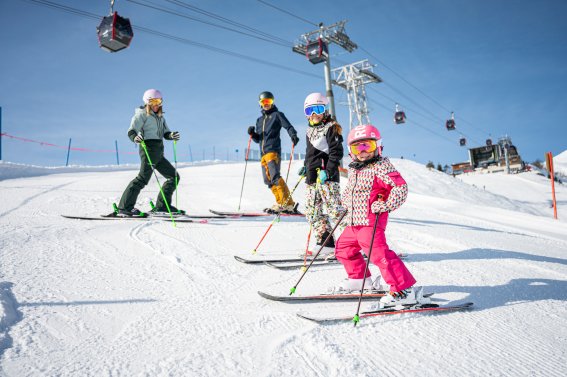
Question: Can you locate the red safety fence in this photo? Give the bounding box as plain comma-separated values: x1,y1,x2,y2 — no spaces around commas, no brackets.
1,132,137,154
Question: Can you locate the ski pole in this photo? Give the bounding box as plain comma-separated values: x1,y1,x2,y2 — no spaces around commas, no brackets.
173,139,179,210
252,175,305,254
301,224,312,272
289,210,347,295
353,194,383,326
285,143,295,183
238,135,253,211
140,139,176,227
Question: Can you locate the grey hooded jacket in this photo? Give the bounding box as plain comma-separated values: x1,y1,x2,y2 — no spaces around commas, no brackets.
127,107,172,142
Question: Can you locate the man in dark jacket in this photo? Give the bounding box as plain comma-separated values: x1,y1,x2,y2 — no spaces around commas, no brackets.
247,91,300,214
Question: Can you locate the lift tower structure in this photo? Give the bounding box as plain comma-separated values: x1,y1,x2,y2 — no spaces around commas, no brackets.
292,21,357,118
332,59,382,130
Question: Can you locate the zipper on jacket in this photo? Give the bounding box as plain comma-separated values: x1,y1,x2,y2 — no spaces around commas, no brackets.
261,114,267,154
350,170,358,226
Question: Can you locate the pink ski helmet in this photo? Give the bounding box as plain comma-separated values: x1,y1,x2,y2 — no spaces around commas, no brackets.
143,89,162,105
304,92,329,108
347,124,383,156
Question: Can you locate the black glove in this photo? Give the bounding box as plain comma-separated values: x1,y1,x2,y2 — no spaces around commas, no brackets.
298,166,306,177
247,126,256,136
291,135,300,146
171,131,180,140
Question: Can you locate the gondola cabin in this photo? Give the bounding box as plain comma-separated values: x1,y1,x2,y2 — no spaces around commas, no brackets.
97,12,134,53
306,38,328,64
459,137,466,146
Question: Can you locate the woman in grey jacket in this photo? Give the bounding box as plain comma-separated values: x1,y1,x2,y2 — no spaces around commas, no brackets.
117,89,181,217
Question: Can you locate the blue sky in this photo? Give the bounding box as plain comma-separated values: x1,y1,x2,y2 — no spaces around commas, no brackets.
1,0,566,167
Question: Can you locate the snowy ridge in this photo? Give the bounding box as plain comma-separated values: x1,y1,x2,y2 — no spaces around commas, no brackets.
0,158,566,376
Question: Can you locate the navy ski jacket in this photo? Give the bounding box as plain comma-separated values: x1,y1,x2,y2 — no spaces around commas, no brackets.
253,105,298,155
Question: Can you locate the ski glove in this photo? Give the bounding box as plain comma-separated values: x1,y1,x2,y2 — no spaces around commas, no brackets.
134,134,144,144
291,135,300,146
298,166,306,177
247,126,256,136
171,131,180,140
317,169,328,184
371,200,390,214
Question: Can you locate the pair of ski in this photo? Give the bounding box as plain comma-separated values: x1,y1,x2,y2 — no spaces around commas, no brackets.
234,253,408,271
209,209,304,218
61,209,303,223
258,290,473,323
61,213,211,223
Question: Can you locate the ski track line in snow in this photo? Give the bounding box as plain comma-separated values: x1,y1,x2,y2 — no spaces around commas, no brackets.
132,224,236,283
128,222,198,281
0,181,76,219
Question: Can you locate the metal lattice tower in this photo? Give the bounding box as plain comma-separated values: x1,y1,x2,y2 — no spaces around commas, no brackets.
292,21,357,117
332,60,382,130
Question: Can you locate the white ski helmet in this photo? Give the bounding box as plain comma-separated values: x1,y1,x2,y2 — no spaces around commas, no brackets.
143,89,162,105
304,92,329,109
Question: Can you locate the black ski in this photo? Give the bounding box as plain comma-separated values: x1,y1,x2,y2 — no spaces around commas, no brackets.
297,302,474,323
235,253,407,268
234,255,335,264
258,290,386,302
264,253,407,270
210,209,304,218
61,214,207,223
258,291,434,303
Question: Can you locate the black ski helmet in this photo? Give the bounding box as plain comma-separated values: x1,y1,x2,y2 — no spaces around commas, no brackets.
259,91,274,101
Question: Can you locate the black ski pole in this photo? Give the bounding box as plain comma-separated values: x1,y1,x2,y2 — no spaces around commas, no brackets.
238,135,252,211
353,194,383,326
289,210,347,295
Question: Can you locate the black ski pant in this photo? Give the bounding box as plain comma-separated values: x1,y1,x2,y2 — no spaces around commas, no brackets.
118,140,180,211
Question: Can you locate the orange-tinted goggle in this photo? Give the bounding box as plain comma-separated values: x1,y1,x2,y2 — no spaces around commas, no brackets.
259,98,274,106
350,139,378,155
148,98,163,106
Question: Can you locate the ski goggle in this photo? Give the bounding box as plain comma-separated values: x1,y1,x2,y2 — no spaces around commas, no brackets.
259,98,274,106
350,139,379,155
304,104,327,117
148,98,163,106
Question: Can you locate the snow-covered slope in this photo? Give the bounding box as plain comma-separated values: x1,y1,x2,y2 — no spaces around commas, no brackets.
1,159,566,376
554,150,567,176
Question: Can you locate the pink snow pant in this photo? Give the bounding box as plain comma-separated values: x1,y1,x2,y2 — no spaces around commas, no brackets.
335,223,416,292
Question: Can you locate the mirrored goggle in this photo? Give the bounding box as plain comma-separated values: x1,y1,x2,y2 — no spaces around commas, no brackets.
350,140,379,155
304,104,327,116
259,98,274,106
148,98,163,106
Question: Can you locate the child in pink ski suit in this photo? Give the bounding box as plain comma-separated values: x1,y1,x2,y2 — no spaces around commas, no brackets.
335,124,421,306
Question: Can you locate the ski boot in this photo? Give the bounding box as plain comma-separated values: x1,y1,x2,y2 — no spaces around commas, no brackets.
116,208,146,218
150,206,186,216
373,286,431,309
281,203,302,215
329,277,374,293
264,204,282,214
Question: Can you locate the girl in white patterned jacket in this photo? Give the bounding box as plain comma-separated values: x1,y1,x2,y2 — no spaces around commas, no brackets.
335,124,428,307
